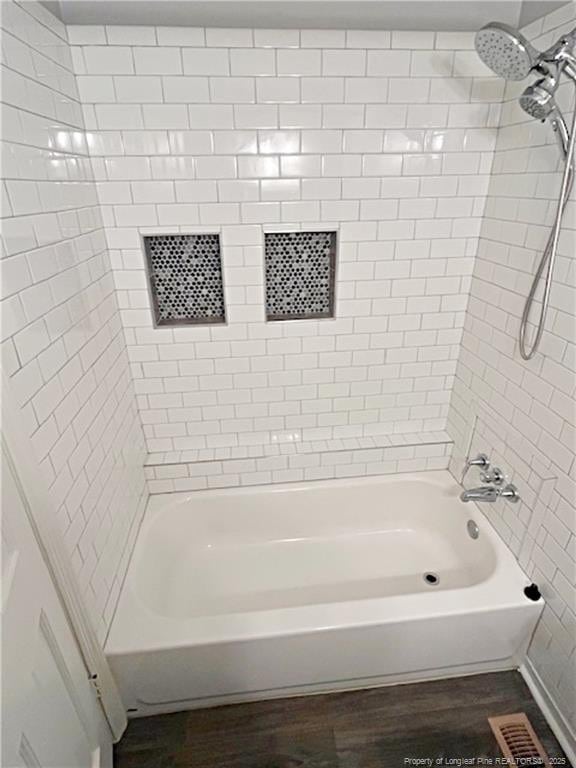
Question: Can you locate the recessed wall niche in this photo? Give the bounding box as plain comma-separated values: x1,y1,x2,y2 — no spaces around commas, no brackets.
143,234,225,326
264,231,337,321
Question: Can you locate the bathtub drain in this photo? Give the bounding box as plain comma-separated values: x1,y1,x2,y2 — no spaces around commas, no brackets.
423,572,440,586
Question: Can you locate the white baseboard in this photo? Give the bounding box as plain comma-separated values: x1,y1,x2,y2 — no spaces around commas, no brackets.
520,659,576,765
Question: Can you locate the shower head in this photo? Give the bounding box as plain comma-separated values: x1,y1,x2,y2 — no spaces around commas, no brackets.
475,22,538,80
519,77,558,120
519,72,571,159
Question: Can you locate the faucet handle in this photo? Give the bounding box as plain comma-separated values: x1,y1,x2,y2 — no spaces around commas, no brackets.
467,453,490,469
460,452,490,484
500,483,520,503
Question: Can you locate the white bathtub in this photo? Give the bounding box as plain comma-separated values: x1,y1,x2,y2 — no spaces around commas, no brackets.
106,471,543,716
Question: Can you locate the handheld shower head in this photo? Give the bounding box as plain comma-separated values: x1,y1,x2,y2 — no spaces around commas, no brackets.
519,76,558,120
519,70,570,158
474,21,576,361
475,22,538,80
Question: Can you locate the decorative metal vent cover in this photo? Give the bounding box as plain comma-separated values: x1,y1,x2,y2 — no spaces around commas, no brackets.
143,234,225,326
489,713,551,764
265,231,336,321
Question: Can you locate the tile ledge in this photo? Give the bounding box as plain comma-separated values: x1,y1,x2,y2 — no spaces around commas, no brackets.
145,429,453,467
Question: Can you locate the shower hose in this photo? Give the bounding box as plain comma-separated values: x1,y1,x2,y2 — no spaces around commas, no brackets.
518,96,576,360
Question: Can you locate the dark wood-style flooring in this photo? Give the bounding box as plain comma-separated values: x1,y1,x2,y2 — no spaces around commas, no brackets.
114,671,570,767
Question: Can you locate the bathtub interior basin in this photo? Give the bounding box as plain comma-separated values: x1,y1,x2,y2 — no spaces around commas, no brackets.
135,476,496,618
106,470,543,716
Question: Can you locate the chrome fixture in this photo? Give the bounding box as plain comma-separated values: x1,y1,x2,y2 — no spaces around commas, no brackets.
519,72,561,120
460,486,499,503
460,483,520,504
480,467,504,485
467,519,480,539
475,23,539,81
459,452,490,485
499,483,520,502
475,23,576,360
475,22,576,82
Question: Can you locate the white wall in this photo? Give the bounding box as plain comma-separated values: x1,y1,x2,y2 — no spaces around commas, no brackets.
0,0,147,641
447,1,576,736
69,23,506,489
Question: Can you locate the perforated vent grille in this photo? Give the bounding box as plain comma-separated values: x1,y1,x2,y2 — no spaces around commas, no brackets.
143,234,225,326
265,231,336,321
489,713,551,765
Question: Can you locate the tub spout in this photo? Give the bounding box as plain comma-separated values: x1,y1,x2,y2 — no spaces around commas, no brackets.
460,486,499,503
460,483,519,503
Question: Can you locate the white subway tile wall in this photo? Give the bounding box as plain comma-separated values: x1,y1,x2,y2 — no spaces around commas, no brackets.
2,0,575,736
0,0,147,641
447,2,576,734
72,23,502,469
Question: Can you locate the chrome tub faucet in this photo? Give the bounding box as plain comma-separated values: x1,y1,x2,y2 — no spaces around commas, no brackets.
459,452,520,503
